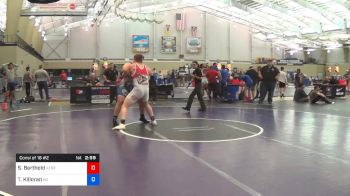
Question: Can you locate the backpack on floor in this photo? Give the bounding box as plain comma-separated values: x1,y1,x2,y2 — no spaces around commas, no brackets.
239,91,244,100
20,96,35,103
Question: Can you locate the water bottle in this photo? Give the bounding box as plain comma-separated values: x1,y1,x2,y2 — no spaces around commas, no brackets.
2,102,8,111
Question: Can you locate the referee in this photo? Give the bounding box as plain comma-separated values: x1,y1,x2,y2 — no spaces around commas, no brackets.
182,61,206,112
258,60,279,104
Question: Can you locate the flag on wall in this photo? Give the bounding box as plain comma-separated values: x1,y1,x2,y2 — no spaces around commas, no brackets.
176,13,185,31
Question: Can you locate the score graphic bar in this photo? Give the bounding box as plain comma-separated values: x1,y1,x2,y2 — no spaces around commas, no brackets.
16,154,100,186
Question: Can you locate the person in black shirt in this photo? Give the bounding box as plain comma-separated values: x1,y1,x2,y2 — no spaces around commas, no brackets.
258,60,279,104
245,66,259,99
112,65,119,80
103,63,117,85
183,61,206,112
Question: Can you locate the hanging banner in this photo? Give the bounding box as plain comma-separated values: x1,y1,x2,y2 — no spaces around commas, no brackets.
191,26,197,37
132,35,149,53
276,59,303,65
161,36,176,53
186,37,201,54
164,24,171,36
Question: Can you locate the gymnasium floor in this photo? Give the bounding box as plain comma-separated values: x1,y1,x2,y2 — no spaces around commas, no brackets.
0,96,350,196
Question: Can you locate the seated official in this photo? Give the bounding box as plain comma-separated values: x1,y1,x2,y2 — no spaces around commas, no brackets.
309,85,334,104
293,84,309,103
86,74,100,86
329,76,338,85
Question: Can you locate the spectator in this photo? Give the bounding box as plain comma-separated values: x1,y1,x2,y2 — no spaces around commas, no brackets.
170,69,176,84
309,85,334,104
3,63,17,108
255,66,262,99
23,66,32,98
0,65,6,93
230,74,242,99
220,64,230,97
152,68,158,84
149,74,157,103
206,66,221,101
245,66,259,99
103,63,116,85
258,60,280,104
201,64,209,97
344,69,350,90
278,67,288,98
213,63,219,71
112,65,119,80
158,70,164,84
329,76,338,85
87,74,100,86
89,65,96,78
240,74,254,102
293,84,309,102
294,68,304,88
60,70,67,85
34,65,50,101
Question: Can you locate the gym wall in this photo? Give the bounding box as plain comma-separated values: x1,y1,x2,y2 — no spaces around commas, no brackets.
0,46,44,76
41,7,284,62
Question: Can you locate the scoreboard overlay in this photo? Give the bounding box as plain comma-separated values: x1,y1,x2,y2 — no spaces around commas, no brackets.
16,154,100,186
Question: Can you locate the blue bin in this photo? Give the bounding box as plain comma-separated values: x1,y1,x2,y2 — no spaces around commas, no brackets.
224,85,239,102
304,79,311,86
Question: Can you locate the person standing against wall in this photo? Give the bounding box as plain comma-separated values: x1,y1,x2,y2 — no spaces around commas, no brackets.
34,65,50,101
278,67,288,98
182,61,206,112
258,60,280,104
23,66,32,98
3,63,17,108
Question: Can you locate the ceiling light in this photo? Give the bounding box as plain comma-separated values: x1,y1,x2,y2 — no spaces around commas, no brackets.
327,49,331,53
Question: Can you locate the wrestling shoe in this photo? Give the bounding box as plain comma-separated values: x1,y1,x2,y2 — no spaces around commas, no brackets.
139,117,150,124
112,117,119,127
112,123,126,130
150,120,157,126
182,107,190,111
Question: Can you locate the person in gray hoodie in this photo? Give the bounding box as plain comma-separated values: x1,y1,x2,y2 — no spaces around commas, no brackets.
34,65,50,101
